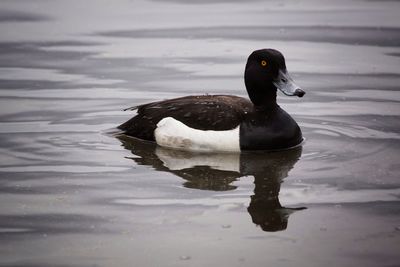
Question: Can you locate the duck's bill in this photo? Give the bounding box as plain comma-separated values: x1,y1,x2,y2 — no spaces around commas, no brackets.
273,70,305,97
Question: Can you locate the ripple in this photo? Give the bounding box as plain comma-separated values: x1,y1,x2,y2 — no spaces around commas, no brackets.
301,122,400,140
0,9,51,22
281,184,400,205
0,67,122,85
114,196,250,207
0,121,115,133
0,165,130,173
0,227,32,233
293,100,400,116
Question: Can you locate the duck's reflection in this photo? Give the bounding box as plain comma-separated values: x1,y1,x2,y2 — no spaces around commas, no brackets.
117,135,306,232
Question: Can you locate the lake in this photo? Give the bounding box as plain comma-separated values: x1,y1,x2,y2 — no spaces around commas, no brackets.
0,0,400,266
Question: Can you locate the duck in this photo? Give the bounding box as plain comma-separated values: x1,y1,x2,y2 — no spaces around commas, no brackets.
118,48,305,152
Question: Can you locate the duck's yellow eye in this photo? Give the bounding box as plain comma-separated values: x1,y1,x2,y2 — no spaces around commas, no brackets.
261,60,267,67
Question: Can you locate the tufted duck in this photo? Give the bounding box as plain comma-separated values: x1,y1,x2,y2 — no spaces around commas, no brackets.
118,49,305,152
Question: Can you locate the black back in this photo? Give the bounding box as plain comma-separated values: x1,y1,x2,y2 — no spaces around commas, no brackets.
118,95,253,141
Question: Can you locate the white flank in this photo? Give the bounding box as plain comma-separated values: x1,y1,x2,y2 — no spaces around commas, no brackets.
154,117,240,152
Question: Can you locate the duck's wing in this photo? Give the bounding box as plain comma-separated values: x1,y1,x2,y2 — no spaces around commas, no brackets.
118,95,253,141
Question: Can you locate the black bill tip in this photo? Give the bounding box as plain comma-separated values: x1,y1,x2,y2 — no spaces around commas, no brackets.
294,89,305,98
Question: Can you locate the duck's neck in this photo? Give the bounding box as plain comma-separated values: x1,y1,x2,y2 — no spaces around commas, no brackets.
246,81,279,110
253,89,279,111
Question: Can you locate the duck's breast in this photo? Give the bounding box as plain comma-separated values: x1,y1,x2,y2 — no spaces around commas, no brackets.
239,108,303,151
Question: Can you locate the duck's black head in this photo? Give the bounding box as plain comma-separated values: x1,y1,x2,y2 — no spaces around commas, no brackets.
244,49,305,107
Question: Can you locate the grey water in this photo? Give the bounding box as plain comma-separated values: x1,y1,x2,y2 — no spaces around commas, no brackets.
0,0,400,266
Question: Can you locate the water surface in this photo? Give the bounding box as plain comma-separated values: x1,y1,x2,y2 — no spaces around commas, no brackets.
1,0,400,266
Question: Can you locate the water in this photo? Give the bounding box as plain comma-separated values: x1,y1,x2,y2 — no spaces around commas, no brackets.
1,0,400,266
